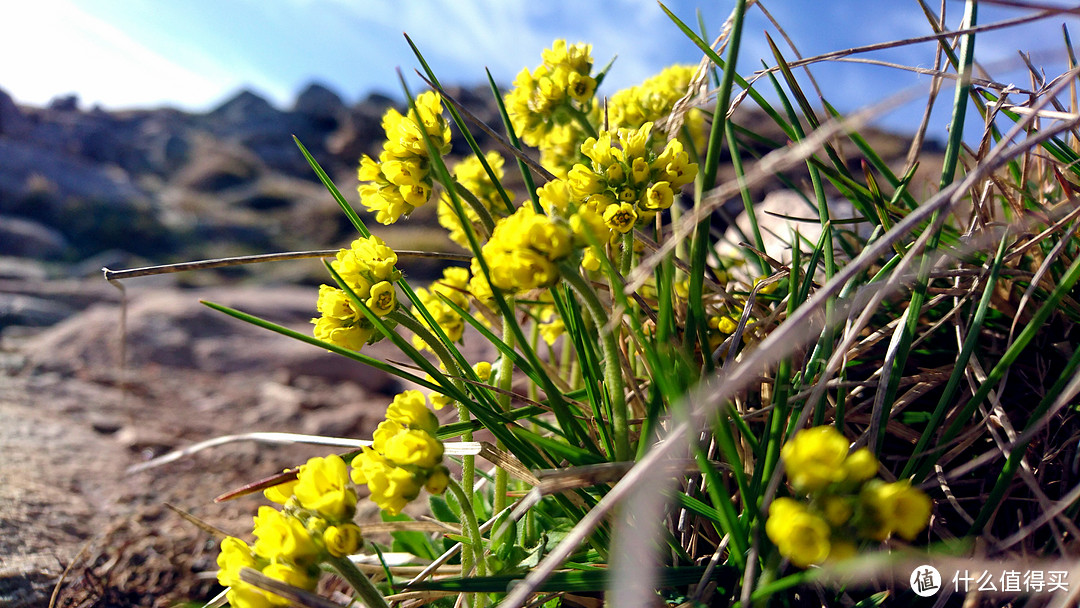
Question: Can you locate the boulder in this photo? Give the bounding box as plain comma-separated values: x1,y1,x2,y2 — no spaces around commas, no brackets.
717,190,874,280
0,293,77,329
0,216,69,259
21,286,399,393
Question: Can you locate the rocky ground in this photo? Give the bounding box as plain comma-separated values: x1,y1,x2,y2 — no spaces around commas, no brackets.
0,278,415,607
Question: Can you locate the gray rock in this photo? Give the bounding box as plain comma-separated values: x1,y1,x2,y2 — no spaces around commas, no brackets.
0,293,77,328
717,190,874,281
0,258,49,281
0,216,69,259
21,286,398,393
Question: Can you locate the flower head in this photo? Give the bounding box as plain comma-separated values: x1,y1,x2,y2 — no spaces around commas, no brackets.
252,506,319,563
350,392,449,515
293,454,357,522
781,426,852,492
765,498,832,568
359,92,450,224
479,206,572,294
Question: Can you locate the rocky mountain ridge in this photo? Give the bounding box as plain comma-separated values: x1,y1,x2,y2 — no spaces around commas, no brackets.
0,82,502,270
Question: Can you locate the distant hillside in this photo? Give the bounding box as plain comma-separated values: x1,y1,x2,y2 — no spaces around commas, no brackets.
0,83,503,275
0,82,940,280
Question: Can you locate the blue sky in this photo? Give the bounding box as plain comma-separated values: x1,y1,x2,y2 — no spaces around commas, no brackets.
1,1,1077,134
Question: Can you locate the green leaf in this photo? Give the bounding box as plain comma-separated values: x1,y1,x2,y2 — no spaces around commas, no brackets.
381,511,438,562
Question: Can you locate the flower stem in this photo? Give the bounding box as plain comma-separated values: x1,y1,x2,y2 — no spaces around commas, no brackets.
447,477,486,608
327,554,392,608
566,104,599,139
559,265,630,461
619,231,634,275
494,308,516,514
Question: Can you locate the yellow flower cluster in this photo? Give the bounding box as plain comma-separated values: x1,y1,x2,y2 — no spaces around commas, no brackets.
351,391,450,515
606,64,705,144
766,426,932,568
358,91,452,224
547,122,697,252
438,151,515,248
506,39,596,147
780,426,876,492
217,455,364,607
412,266,471,352
312,235,400,351
217,535,316,608
474,205,573,294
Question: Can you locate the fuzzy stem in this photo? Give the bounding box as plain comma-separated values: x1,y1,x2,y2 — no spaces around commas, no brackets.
327,554,392,608
619,230,634,275
559,265,630,461
494,309,516,514
447,478,487,606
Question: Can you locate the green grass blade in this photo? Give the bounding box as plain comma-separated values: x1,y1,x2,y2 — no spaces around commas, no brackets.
902,235,1007,480
200,300,439,392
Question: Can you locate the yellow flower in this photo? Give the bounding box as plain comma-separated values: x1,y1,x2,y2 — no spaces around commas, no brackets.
217,536,260,589
858,480,932,541
472,361,493,382
567,164,606,199
630,156,651,185
226,584,275,608
260,562,318,606
842,448,879,483
382,158,429,187
315,284,360,320
602,202,638,234
711,315,739,335
352,394,448,514
252,506,319,563
357,92,449,225
429,391,452,410
351,449,424,516
781,426,851,492
607,64,701,135
766,498,831,568
263,474,299,505
506,39,595,151
481,206,572,293
312,314,373,351
348,235,398,281
652,139,697,189
642,181,674,211
323,523,364,558
538,178,575,215
293,455,357,521
385,390,439,435
382,429,444,470
581,248,602,272
366,280,396,316
425,467,450,495
822,495,854,527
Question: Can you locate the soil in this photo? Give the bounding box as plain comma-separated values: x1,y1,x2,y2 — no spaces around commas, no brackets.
0,281,409,607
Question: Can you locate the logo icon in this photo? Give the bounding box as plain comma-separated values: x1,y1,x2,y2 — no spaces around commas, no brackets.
911,565,942,597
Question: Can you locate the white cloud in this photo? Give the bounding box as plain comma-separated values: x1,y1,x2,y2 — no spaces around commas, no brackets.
0,0,238,109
